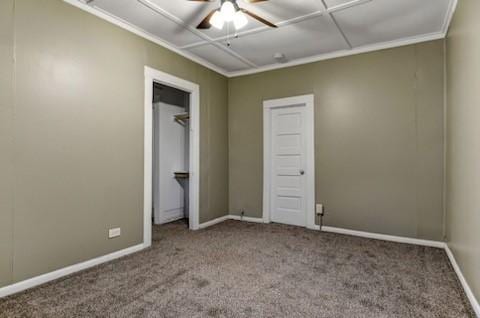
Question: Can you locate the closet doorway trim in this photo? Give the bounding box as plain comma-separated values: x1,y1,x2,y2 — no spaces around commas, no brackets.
144,66,200,247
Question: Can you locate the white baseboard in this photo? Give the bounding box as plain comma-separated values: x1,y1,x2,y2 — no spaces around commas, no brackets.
1,219,478,316
228,215,265,223
0,243,146,299
318,225,446,248
310,224,478,315
155,214,184,225
445,245,480,317
198,215,230,229
197,214,265,230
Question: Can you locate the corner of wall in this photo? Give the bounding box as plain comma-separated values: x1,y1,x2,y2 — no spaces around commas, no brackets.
0,0,16,288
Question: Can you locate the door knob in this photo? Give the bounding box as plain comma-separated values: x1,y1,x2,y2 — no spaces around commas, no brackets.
299,169,305,175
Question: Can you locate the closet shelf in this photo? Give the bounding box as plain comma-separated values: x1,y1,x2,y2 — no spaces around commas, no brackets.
173,112,190,124
174,171,189,179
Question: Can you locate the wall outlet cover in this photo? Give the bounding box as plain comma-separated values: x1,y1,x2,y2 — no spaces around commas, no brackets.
108,228,121,238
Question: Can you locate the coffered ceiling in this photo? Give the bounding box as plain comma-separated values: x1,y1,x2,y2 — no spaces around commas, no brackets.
68,0,456,77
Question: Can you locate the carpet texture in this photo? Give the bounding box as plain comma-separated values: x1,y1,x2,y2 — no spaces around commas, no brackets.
0,220,474,317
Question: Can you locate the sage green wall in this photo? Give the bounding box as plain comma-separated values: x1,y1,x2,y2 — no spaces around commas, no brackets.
0,0,15,288
0,0,228,287
228,40,445,240
446,0,480,302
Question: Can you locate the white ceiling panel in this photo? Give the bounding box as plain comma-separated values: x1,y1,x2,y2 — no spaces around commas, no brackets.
149,0,218,24
74,0,455,76
186,45,251,72
324,0,358,9
227,16,349,66
237,0,323,22
92,0,202,47
332,0,451,47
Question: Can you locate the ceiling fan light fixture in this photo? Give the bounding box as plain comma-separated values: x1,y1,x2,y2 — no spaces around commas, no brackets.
220,1,236,21
233,10,248,30
210,10,225,29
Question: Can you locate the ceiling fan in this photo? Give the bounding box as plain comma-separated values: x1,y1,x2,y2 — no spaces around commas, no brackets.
189,0,277,30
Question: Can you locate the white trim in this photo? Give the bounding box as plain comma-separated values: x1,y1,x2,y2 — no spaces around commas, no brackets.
144,66,201,234
180,10,328,50
198,215,231,229
442,0,458,35
2,218,478,315
229,215,266,224
263,94,316,230
445,245,480,317
229,0,457,77
180,0,372,50
0,243,145,298
63,0,456,78
137,0,256,68
312,224,480,314
198,215,265,229
144,75,153,246
316,226,446,248
62,0,229,77
229,32,446,77
317,0,353,49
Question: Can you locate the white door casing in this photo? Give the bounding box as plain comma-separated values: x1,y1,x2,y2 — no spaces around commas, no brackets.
263,95,315,229
144,66,200,248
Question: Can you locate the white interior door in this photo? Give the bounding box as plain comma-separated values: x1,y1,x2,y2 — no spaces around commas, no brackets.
263,95,315,229
270,106,308,227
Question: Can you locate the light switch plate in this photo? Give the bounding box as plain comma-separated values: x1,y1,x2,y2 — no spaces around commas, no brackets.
108,228,121,238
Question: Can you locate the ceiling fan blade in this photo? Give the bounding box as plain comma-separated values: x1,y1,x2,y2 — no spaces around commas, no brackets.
197,9,217,29
241,9,277,28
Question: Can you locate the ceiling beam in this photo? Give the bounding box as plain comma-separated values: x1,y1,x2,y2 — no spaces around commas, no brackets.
181,0,372,50
137,0,257,68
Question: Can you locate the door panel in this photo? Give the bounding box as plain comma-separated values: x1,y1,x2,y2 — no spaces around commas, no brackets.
270,106,307,227
274,134,302,155
275,155,301,176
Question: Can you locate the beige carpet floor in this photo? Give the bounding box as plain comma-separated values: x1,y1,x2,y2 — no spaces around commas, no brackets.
0,220,474,317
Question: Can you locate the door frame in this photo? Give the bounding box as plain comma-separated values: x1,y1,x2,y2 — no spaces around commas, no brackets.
144,66,200,247
262,94,316,230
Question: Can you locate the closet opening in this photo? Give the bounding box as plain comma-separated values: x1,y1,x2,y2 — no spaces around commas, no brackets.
152,83,190,228
144,66,201,246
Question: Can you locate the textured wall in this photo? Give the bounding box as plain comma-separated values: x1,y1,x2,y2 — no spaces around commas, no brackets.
446,0,480,302
0,0,228,286
228,40,445,240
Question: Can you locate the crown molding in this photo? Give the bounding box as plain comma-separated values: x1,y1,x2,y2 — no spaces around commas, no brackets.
64,0,456,79
230,0,456,77
228,31,446,77
442,0,458,36
63,0,230,77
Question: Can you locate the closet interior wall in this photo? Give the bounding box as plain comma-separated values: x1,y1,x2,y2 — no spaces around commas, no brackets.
153,83,190,225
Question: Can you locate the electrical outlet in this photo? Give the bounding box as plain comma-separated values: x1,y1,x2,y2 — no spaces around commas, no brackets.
108,228,121,239
241,210,245,217
316,204,324,216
